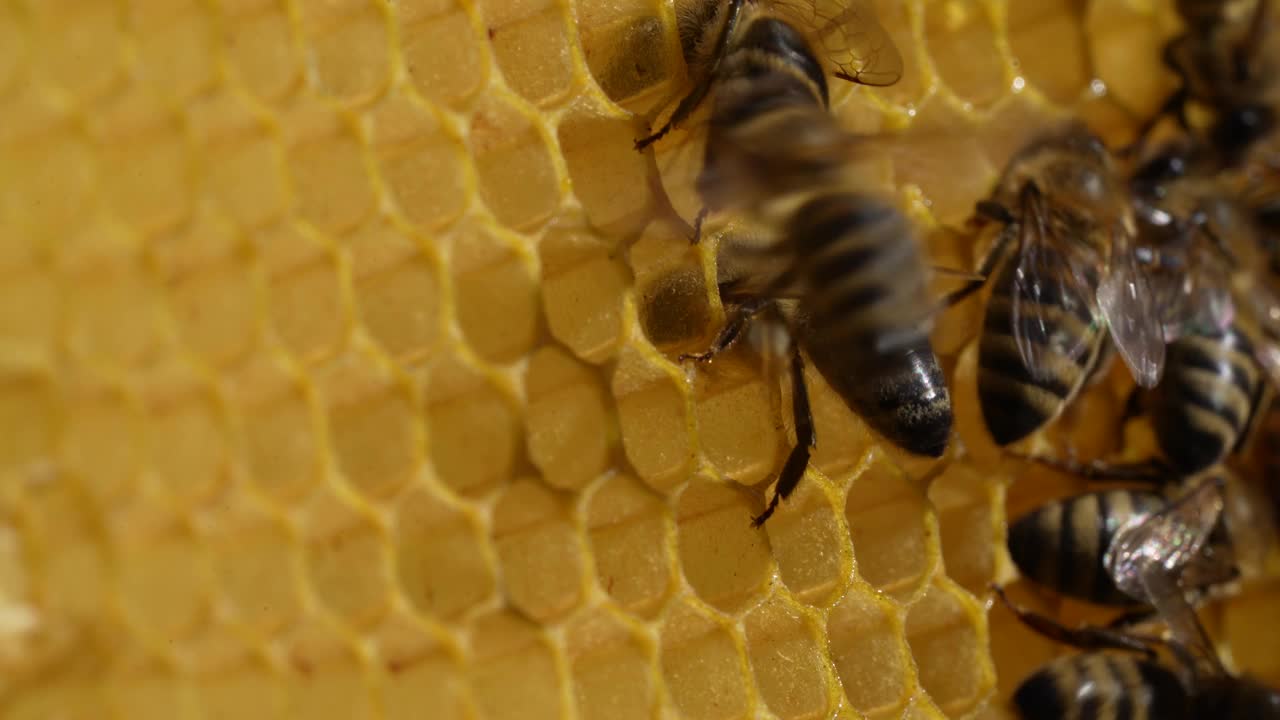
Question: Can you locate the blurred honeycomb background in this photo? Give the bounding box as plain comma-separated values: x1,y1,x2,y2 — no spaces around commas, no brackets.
0,0,1278,718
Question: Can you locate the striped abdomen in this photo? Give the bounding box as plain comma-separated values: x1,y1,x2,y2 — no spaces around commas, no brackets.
794,195,952,457
1014,653,1190,720
978,241,1105,445
1151,323,1264,475
1008,489,1166,606
697,14,843,211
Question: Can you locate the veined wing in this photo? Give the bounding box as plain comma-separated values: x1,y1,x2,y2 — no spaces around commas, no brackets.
771,0,904,86
1009,183,1103,381
1103,477,1228,679
1097,225,1167,388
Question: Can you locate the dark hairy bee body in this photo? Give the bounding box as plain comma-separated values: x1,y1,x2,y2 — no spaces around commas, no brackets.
976,237,1109,446
946,127,1155,446
1007,489,1170,607
1014,652,1280,720
640,0,947,524
1149,321,1269,475
1142,0,1278,164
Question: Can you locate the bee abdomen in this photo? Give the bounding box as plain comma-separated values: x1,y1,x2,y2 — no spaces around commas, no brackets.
803,328,952,457
1014,653,1190,720
792,194,930,339
1154,325,1262,475
785,193,950,457
977,266,1099,446
1007,490,1166,606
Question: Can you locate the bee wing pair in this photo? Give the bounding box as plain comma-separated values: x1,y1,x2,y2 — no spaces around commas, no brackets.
1010,183,1167,388
1103,477,1229,679
770,0,904,86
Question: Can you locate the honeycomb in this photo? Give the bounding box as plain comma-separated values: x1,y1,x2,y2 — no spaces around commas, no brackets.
0,1,1278,719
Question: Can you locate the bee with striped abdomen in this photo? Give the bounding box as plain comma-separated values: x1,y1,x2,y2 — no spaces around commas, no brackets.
944,127,1166,447
994,580,1280,720
1030,143,1278,483
635,0,903,238
639,1,950,526
1006,478,1237,631
1135,0,1278,165
694,193,953,527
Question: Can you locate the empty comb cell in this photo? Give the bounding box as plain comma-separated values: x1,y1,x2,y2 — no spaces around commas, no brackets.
845,457,935,600
765,478,849,604
393,487,495,620
924,2,1007,109
557,104,654,235
827,590,910,718
259,225,347,363
130,0,217,102
375,622,470,720
221,0,303,103
300,0,390,107
469,610,566,720
1006,0,1092,105
675,479,771,612
350,227,443,363
613,347,697,492
494,478,587,622
398,0,487,109
229,358,322,506
468,96,562,231
285,106,376,234
659,601,751,720
422,353,520,496
744,597,833,719
566,610,655,720
370,95,469,232
524,346,613,491
482,0,575,108
206,510,301,639
586,474,673,616
320,352,418,501
302,491,392,628
539,227,629,363
450,225,541,363
906,582,992,715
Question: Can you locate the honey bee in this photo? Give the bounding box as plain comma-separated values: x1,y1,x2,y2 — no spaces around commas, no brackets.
1034,144,1278,482
995,578,1280,720
1138,0,1278,165
634,0,903,237
695,197,953,527
1009,643,1280,720
1006,478,1238,627
944,127,1166,446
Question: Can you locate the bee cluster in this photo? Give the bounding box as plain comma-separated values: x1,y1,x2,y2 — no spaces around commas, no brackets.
635,0,1280,716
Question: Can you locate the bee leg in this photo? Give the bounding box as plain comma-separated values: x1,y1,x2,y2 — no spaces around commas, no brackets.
940,223,1013,308
1120,386,1147,423
752,348,814,528
1104,606,1158,631
990,584,1160,660
689,206,710,244
1018,454,1172,487
679,298,767,363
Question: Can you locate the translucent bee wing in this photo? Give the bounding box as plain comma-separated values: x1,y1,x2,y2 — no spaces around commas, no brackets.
1103,477,1228,678
1097,230,1167,388
771,0,904,86
1009,187,1102,380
